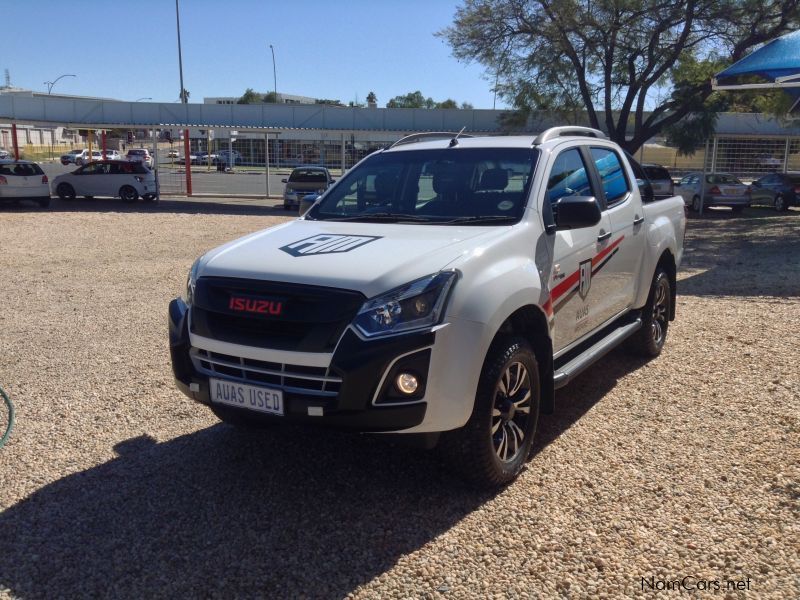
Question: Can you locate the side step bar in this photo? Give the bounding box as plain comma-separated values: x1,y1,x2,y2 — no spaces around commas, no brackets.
553,318,642,389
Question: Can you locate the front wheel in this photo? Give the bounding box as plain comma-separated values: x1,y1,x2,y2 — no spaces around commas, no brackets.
119,185,139,202
56,183,75,200
691,195,702,213
442,336,540,488
774,194,788,212
626,267,671,358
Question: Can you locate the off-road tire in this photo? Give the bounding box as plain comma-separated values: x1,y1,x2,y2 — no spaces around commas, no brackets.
442,336,540,488
626,267,671,358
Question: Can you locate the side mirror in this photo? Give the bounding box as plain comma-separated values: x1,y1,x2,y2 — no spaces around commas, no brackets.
299,193,320,216
329,179,336,184
554,196,602,229
636,178,655,202
281,178,288,184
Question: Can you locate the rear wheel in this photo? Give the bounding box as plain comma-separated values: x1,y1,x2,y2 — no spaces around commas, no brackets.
442,336,540,488
56,183,75,200
119,185,138,202
626,267,671,358
691,195,702,212
774,194,789,212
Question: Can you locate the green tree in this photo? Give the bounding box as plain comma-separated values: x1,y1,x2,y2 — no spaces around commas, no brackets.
263,91,278,103
366,91,378,105
237,88,262,104
386,91,473,109
441,0,800,153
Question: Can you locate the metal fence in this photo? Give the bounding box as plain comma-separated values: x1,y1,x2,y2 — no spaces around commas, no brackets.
7,129,800,196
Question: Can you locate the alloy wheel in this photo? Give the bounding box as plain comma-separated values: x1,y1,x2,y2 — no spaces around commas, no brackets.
651,277,669,347
491,362,532,463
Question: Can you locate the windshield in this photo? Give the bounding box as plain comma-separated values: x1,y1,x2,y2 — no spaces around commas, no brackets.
307,147,538,224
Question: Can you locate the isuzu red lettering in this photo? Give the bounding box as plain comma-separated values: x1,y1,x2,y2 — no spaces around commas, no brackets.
169,127,686,486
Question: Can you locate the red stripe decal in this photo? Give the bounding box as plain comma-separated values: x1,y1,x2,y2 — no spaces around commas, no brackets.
548,235,625,304
592,235,624,267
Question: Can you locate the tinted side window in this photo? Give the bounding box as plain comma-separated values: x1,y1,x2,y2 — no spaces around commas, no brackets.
590,147,630,205
546,149,593,205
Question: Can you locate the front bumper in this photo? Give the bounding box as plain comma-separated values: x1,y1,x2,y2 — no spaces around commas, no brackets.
169,297,432,431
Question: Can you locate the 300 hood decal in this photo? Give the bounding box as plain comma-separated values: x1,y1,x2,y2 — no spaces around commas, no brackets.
280,234,382,257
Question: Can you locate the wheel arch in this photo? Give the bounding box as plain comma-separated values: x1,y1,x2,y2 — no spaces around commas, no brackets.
494,304,554,415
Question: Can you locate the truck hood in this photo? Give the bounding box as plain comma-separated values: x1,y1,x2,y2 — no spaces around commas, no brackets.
199,219,507,298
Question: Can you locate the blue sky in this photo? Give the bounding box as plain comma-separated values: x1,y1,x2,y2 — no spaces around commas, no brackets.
3,0,506,108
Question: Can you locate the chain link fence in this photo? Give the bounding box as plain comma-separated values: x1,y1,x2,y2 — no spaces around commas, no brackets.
6,123,800,195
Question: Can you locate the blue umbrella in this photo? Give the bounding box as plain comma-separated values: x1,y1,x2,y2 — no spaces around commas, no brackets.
713,30,800,91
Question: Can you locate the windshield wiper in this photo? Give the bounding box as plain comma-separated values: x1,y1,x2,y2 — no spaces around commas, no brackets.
318,212,432,223
439,215,518,224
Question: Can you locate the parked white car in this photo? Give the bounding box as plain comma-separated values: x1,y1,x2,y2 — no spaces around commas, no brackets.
52,160,157,202
74,149,104,166
0,159,50,207
126,148,153,168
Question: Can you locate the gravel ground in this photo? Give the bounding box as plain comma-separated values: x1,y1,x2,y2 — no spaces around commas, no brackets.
0,201,798,599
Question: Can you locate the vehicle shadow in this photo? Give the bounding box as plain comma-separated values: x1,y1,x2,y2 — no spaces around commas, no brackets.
680,207,800,298
0,350,640,598
0,197,297,217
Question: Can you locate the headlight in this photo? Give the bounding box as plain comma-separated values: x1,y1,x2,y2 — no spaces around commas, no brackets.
353,271,457,338
182,258,201,305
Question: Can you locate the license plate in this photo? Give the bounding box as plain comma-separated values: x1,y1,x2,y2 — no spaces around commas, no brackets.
209,378,284,416
722,187,743,195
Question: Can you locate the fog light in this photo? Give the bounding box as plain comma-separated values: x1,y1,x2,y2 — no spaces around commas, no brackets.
395,372,419,395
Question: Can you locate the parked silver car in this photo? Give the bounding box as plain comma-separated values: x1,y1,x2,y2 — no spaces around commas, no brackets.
675,172,750,213
281,166,335,210
642,164,674,199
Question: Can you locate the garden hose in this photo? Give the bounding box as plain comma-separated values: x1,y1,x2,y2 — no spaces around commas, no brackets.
0,386,14,449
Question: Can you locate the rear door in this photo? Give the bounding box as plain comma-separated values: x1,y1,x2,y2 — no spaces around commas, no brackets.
545,145,612,351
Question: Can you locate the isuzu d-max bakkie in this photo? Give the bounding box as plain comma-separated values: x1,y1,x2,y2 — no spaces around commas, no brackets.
169,127,686,486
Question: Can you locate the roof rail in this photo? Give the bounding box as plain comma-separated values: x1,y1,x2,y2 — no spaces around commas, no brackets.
388,131,474,149
533,126,607,145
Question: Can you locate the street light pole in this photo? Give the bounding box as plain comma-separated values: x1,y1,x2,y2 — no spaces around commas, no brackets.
44,74,76,94
269,44,277,102
176,0,186,104
175,0,192,196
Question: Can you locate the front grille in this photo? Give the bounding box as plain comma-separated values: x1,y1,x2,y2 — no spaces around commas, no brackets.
191,348,341,397
191,277,365,352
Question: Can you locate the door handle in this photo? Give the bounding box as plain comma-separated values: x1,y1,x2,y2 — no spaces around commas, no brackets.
633,215,645,226
597,230,612,242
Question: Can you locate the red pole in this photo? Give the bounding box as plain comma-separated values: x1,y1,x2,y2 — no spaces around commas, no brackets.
102,130,107,160
11,123,19,160
183,129,192,196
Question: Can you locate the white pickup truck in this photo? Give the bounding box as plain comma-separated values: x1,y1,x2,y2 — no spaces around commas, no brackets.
169,127,686,487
